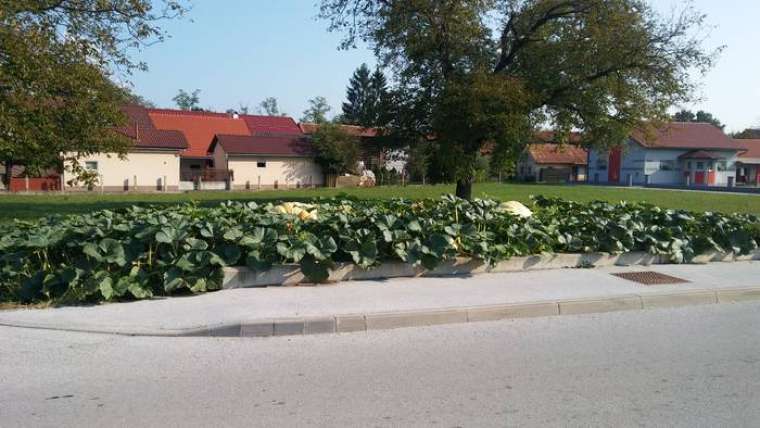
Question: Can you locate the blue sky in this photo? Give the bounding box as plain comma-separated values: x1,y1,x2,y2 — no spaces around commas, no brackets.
130,0,760,132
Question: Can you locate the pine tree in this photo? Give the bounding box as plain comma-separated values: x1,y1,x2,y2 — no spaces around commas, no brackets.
341,64,372,125
368,68,390,127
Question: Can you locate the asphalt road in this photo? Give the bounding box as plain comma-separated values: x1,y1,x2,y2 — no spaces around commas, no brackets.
2,303,760,427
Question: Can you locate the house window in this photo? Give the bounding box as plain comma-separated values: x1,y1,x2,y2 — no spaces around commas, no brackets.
717,161,727,172
85,161,98,171
696,162,704,170
686,161,692,170
659,160,675,171
596,159,608,171
257,161,267,168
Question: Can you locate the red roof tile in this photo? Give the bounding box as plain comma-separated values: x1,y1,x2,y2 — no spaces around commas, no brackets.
299,123,379,138
148,110,251,157
244,115,302,135
527,144,588,165
631,123,743,151
211,134,315,157
738,139,760,159
116,106,188,150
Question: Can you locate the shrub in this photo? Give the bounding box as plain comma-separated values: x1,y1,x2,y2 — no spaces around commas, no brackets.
1,196,757,304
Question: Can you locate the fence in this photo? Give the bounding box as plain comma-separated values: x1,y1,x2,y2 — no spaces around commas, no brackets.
9,177,62,192
180,169,233,183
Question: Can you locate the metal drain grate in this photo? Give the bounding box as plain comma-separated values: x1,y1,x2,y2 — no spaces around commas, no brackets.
612,271,689,285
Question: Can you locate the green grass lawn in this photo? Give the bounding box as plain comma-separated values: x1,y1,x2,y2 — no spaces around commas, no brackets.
2,183,759,223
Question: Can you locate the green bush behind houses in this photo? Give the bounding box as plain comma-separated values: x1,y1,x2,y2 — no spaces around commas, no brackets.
1,196,759,305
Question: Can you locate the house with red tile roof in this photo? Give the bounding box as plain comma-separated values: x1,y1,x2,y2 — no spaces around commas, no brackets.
736,139,760,186
63,105,191,191
588,122,746,187
63,105,323,191
515,132,587,183
209,133,321,189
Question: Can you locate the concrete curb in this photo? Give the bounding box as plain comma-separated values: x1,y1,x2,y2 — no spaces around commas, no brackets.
3,287,760,338
222,251,760,289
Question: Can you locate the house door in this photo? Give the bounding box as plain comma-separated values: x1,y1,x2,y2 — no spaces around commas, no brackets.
608,147,622,183
694,171,706,185
707,170,716,186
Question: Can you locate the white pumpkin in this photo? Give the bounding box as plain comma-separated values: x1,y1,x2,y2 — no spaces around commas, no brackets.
497,201,533,218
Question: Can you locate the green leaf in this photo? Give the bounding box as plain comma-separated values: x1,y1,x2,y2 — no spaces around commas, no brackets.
99,276,114,300
300,255,331,283
223,228,244,241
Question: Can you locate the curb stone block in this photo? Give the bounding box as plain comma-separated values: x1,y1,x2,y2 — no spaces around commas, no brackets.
304,318,336,335
614,252,662,267
335,315,366,333
224,265,304,288
240,321,274,337
274,319,305,336
466,302,559,322
716,288,760,303
204,324,242,337
641,291,717,309
559,296,643,315
365,309,468,330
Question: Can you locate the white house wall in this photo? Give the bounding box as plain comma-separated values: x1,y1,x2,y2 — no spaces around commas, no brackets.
227,156,324,189
63,151,181,192
588,140,740,187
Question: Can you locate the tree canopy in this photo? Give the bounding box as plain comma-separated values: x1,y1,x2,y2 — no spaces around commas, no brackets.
301,96,332,124
673,109,725,130
259,97,283,116
173,89,202,111
1,0,188,182
342,64,391,127
311,122,360,175
319,0,717,198
734,128,760,139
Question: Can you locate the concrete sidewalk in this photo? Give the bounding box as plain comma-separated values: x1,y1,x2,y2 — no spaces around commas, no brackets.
2,262,760,337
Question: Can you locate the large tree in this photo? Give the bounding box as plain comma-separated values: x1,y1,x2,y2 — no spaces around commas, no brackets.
342,64,373,125
673,109,725,130
342,64,392,127
1,0,187,184
319,0,716,199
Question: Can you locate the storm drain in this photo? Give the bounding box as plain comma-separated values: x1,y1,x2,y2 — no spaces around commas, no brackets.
612,271,689,286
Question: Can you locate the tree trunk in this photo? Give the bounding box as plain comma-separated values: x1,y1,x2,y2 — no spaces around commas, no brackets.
455,178,473,200
3,158,12,190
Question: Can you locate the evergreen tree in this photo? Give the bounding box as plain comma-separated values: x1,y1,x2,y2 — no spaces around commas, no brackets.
368,68,390,127
341,64,372,125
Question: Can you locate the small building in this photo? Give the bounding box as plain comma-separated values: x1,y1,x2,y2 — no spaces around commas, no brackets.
736,139,760,186
210,134,322,190
516,133,587,182
587,123,746,187
63,106,188,192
